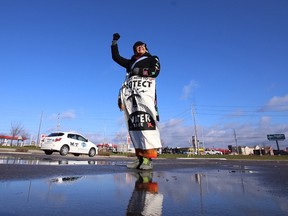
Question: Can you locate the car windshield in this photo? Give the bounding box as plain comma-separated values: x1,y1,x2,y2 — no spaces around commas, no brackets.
47,133,65,137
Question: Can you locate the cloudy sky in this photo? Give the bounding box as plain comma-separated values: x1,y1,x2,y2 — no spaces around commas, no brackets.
1,0,287,149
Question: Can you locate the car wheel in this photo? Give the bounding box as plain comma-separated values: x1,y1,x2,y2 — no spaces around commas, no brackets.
88,148,96,157
44,150,53,155
60,145,69,156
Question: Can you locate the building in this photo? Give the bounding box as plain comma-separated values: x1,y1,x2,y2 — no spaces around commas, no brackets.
0,135,27,146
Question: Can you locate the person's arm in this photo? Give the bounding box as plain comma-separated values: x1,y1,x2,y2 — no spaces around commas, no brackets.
111,33,130,69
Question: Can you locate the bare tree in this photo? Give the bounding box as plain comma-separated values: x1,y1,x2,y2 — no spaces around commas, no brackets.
10,122,25,146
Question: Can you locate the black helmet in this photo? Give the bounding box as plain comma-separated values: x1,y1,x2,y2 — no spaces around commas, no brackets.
133,41,148,52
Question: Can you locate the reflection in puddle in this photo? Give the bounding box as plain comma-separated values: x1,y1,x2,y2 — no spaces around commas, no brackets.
0,169,287,216
50,176,82,184
0,155,122,166
127,172,163,215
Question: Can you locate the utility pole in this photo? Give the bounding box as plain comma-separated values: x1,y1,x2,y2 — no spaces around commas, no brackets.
192,105,199,154
36,112,43,146
233,129,239,154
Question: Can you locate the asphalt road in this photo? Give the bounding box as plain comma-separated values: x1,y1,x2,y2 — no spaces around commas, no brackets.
1,151,288,193
1,150,288,216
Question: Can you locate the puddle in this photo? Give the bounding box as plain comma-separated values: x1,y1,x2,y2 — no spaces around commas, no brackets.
0,155,121,166
0,169,287,216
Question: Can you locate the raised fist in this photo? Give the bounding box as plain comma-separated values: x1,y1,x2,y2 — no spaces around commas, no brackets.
113,33,120,41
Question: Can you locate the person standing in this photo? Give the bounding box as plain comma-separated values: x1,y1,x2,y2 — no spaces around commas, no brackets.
111,33,161,170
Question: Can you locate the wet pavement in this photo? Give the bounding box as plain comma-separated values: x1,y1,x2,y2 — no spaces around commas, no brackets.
0,153,288,216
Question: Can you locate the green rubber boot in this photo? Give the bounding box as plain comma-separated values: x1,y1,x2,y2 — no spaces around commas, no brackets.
139,158,153,170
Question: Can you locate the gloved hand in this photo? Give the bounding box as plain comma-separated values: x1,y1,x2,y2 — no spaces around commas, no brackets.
112,33,120,45
113,33,120,41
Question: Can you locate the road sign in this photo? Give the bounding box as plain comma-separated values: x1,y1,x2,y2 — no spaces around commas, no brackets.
267,134,285,141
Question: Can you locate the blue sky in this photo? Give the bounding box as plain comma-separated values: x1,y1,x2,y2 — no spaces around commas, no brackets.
1,0,288,149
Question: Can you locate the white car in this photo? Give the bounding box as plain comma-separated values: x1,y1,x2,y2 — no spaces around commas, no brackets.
41,132,98,157
204,149,223,155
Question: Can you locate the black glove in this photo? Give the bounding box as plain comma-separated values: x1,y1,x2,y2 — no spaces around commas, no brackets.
113,33,120,41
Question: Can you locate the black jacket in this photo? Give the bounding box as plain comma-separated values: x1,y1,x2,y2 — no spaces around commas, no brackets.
111,44,160,78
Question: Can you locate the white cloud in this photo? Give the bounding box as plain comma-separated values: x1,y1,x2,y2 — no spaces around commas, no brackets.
159,119,195,147
259,116,271,127
181,80,199,100
61,110,76,120
159,117,288,149
260,95,288,111
48,110,76,120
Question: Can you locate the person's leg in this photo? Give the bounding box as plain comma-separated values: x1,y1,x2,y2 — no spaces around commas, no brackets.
139,149,158,170
127,149,144,169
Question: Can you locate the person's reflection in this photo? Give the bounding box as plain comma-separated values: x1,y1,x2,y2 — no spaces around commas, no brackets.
127,172,163,216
